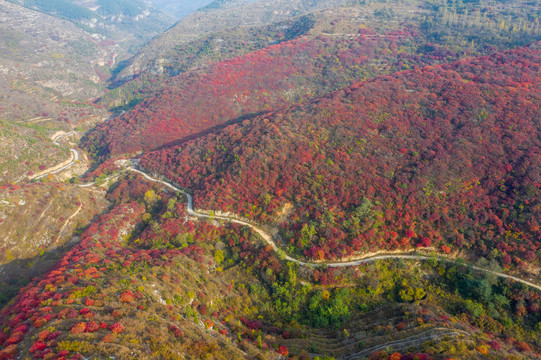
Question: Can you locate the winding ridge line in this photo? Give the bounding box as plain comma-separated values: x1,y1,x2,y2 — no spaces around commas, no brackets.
126,166,541,292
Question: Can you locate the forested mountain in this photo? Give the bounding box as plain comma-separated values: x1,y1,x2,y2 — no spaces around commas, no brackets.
85,0,541,158
111,0,368,83
107,0,541,103
140,44,541,267
1,0,541,359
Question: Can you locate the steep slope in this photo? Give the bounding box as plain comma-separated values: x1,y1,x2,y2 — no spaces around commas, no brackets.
0,181,108,308
86,0,541,158
86,23,427,157
139,45,541,267
0,177,290,360
99,13,317,109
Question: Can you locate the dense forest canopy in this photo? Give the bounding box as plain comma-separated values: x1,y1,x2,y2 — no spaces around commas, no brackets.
1,0,541,359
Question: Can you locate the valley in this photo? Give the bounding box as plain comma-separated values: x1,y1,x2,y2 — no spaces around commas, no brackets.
1,0,541,359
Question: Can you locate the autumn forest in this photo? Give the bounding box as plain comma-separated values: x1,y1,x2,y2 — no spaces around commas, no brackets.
1,0,541,359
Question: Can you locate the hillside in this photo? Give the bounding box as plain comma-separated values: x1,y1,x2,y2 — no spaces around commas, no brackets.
85,0,541,158
111,0,364,83
106,0,541,105
0,182,107,266
0,92,109,183
99,13,318,109
1,0,541,359
0,0,114,183
138,44,541,269
1,173,540,359
86,21,423,157
0,181,108,307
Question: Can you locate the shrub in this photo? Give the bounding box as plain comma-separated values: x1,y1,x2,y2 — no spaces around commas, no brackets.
85,321,100,333
119,291,134,303
277,346,289,356
70,322,86,334
109,323,124,334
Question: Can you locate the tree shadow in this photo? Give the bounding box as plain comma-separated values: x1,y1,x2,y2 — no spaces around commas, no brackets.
0,207,114,308
150,110,269,152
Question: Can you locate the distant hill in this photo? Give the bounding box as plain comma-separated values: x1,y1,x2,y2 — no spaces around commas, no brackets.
149,0,214,19
85,0,541,159
111,0,363,83
109,0,541,97
5,0,175,52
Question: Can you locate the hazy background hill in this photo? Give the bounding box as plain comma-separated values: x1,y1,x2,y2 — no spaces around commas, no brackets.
149,0,214,19
5,0,176,52
104,0,541,110
112,0,364,83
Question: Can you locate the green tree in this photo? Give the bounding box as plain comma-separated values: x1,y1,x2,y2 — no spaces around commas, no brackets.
464,300,484,318
214,249,224,264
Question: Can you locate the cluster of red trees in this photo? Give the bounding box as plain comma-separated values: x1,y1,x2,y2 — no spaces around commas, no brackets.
0,201,147,359
0,175,270,359
139,45,541,264
84,26,469,159
0,196,168,359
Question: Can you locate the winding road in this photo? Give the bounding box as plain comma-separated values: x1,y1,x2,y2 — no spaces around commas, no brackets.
126,166,541,292
32,132,80,180
32,144,541,292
